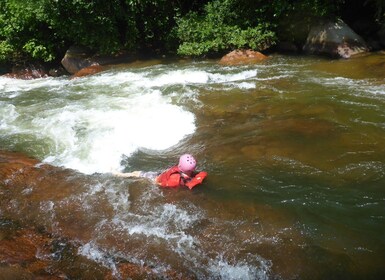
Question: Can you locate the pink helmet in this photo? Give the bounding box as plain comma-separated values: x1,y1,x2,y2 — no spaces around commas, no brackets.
178,154,196,173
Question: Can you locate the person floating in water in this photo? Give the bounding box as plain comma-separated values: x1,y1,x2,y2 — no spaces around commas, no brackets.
113,154,207,190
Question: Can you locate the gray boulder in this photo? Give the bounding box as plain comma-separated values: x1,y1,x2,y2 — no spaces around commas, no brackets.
303,19,369,58
61,46,136,75
61,46,96,74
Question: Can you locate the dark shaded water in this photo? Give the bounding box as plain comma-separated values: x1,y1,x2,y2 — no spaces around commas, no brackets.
1,53,384,279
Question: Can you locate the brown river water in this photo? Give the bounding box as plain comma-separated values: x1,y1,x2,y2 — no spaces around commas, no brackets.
0,53,384,279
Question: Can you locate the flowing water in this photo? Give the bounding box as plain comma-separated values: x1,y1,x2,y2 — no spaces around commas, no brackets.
0,54,385,279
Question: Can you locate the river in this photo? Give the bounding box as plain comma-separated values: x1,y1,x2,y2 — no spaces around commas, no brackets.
0,53,384,279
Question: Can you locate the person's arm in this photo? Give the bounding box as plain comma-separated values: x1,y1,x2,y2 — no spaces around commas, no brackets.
185,171,208,189
111,170,142,178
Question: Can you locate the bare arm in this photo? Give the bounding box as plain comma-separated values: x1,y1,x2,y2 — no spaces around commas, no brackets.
111,170,142,178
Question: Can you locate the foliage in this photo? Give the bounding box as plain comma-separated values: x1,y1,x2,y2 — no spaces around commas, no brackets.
0,41,13,62
51,0,132,54
0,0,183,63
0,0,56,62
176,0,276,56
0,0,383,64
264,0,345,43
175,0,350,56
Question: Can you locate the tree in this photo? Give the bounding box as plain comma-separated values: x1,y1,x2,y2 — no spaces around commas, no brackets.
176,0,276,56
0,0,57,63
0,0,192,63
0,0,383,64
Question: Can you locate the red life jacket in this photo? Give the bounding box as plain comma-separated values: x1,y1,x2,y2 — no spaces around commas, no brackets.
156,165,182,188
155,166,207,189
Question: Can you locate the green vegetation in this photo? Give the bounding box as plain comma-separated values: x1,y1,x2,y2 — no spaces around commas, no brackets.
0,0,186,64
176,0,276,56
0,0,384,64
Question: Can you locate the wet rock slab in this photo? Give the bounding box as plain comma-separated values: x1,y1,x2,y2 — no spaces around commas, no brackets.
0,151,180,279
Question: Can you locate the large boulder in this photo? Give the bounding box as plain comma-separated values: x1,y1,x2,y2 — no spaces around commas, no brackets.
61,46,97,74
61,46,136,75
303,19,369,58
219,49,268,65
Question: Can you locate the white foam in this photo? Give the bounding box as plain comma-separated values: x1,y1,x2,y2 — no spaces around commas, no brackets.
230,82,256,89
0,64,260,175
311,76,385,96
90,199,205,276
78,242,118,273
110,67,259,88
0,103,18,129
0,76,65,96
43,94,194,174
153,70,211,86
362,83,385,96
122,203,200,240
0,72,196,174
209,256,271,280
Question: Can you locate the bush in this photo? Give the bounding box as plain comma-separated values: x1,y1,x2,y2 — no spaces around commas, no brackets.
0,41,13,62
0,0,139,63
0,0,186,64
176,0,276,56
175,0,354,56
0,0,382,64
0,0,59,63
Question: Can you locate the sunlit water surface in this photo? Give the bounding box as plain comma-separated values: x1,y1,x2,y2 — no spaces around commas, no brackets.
1,54,385,279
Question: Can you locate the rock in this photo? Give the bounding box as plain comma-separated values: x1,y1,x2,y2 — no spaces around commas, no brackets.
0,226,113,279
104,262,187,280
3,64,49,79
0,150,177,279
2,63,67,80
61,46,96,74
61,46,136,75
48,66,68,77
0,227,64,279
71,64,105,79
219,49,268,65
0,266,34,280
303,19,369,58
0,229,49,265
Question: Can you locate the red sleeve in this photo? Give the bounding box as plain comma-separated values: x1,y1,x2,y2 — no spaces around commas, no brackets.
185,172,208,189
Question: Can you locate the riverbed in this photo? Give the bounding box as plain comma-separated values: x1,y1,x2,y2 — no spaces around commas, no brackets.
1,53,384,279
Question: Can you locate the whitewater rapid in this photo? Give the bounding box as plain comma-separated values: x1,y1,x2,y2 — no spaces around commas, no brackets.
0,63,260,174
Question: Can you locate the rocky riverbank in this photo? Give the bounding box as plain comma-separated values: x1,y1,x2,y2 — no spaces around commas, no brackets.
2,18,384,80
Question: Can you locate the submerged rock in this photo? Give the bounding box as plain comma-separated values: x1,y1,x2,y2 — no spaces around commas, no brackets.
0,225,114,279
71,64,105,79
219,49,268,65
0,150,184,279
3,64,49,79
303,19,369,58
